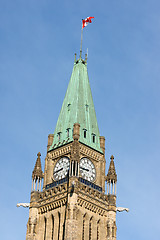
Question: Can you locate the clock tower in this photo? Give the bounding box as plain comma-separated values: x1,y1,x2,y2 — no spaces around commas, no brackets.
26,54,117,240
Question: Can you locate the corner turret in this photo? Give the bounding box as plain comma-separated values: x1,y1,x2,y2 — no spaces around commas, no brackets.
32,152,43,192
106,155,117,195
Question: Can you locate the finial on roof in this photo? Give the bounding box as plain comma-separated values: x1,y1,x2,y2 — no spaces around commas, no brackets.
85,53,87,63
110,155,114,160
74,53,77,63
80,50,82,59
106,155,117,182
32,152,43,180
37,152,41,157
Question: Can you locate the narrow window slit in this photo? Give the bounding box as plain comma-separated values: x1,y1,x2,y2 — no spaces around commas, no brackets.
85,104,89,112
84,129,87,138
52,215,54,240
66,128,70,138
67,103,71,111
92,134,96,143
57,132,61,142
44,217,47,240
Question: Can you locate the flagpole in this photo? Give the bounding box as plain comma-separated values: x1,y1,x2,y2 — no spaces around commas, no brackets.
80,27,83,58
80,17,94,58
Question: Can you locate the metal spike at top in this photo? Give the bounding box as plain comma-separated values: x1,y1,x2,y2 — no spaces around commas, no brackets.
74,53,77,63
80,50,82,59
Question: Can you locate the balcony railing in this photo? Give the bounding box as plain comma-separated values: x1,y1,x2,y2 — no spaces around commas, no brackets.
45,177,68,190
79,177,102,192
45,176,102,192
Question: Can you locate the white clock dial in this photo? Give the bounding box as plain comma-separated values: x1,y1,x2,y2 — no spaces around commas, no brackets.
53,157,70,180
79,158,96,182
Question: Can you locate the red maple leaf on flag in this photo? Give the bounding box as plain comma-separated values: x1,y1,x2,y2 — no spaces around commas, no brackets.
82,17,94,29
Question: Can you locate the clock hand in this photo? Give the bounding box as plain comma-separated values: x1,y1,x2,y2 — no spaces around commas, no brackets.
54,167,63,174
80,167,89,172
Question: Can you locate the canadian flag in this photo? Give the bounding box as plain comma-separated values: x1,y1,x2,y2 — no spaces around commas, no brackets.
82,17,94,29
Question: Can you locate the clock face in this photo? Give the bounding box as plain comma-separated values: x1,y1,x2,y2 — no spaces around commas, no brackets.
53,157,70,180
79,158,96,182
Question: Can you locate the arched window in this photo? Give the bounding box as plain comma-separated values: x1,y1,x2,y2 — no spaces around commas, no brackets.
112,226,114,237
29,223,31,234
89,218,92,240
52,215,54,240
92,134,96,143
66,128,70,138
58,212,61,240
97,220,100,240
44,217,47,240
83,129,87,138
33,224,36,234
107,224,110,237
82,216,85,240
57,132,62,142
112,222,116,238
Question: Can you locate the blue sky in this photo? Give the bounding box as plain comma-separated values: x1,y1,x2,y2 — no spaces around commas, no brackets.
0,0,160,239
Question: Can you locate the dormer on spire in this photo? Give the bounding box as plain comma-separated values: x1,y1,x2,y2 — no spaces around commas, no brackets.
106,155,117,195
32,152,43,192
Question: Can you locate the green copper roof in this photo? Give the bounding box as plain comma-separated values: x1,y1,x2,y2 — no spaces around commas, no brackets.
49,55,103,153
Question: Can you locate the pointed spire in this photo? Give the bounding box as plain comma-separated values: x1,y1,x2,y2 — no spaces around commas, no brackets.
49,54,103,153
32,152,43,180
106,155,117,183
